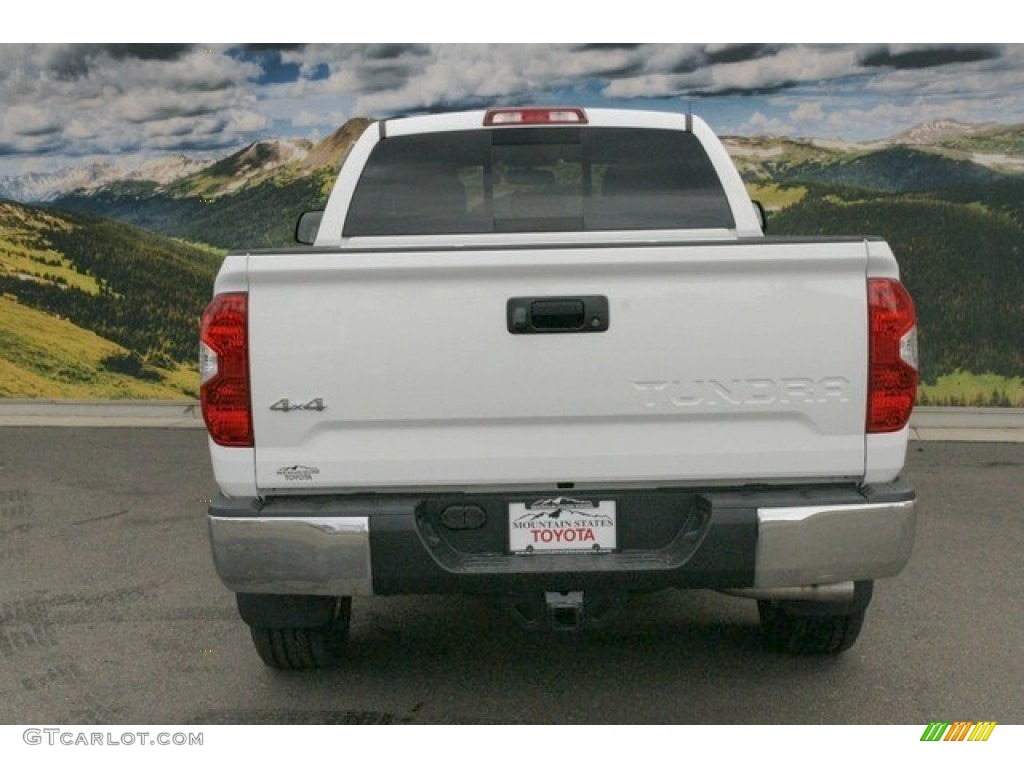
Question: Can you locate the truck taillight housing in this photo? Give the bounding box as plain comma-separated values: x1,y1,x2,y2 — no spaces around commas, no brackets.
867,278,918,434
200,292,253,447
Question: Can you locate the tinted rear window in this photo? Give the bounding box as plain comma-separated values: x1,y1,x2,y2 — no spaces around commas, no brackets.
343,127,735,237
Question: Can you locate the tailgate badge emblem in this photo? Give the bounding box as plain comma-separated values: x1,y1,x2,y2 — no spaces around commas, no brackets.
276,465,320,481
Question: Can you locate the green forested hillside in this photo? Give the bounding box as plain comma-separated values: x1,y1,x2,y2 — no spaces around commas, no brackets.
53,168,335,251
774,146,1007,193
768,187,1024,385
0,201,220,398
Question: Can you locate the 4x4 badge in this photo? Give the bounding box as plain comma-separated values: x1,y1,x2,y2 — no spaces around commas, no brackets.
270,398,326,412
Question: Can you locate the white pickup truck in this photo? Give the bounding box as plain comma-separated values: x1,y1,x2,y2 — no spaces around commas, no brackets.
200,107,918,669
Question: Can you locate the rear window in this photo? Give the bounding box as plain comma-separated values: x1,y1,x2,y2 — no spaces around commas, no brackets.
343,127,735,237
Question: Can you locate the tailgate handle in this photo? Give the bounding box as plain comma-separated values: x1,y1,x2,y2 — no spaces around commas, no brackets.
507,296,609,334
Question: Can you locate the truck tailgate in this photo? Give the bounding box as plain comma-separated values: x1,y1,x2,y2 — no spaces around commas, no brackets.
247,240,870,491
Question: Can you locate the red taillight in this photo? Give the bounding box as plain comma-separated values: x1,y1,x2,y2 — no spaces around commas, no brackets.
867,278,918,434
199,292,253,447
483,107,588,126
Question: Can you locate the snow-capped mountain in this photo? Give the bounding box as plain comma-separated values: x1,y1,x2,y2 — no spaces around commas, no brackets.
0,155,214,203
126,155,214,185
0,163,120,202
888,119,1000,145
0,128,357,204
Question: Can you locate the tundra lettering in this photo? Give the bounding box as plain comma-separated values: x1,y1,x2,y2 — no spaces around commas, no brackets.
633,377,852,409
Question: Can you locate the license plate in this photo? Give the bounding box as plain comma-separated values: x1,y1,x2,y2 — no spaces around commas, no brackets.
508,497,616,554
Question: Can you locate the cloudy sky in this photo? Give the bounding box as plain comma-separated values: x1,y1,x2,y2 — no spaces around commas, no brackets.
1,41,1022,176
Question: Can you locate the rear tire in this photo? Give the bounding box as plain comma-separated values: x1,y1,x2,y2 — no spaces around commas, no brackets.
249,597,351,669
758,581,872,655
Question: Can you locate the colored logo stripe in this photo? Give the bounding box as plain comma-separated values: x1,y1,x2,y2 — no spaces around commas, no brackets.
920,721,996,742
968,722,997,741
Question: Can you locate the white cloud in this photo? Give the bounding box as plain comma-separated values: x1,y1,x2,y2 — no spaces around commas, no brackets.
3,104,62,137
293,110,349,128
790,102,824,122
741,111,795,137
0,44,266,166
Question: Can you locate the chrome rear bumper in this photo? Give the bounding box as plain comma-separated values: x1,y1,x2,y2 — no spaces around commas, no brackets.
209,515,374,596
207,486,915,599
752,499,917,589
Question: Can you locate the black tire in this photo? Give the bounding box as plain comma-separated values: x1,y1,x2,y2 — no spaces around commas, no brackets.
757,581,872,655
250,596,352,669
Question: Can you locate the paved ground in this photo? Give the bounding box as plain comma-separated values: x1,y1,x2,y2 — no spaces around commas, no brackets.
0,425,1021,726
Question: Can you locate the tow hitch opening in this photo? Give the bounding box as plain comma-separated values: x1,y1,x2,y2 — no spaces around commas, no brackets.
503,590,621,632
547,591,585,631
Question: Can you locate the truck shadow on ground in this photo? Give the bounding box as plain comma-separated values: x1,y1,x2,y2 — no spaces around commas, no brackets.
187,590,859,725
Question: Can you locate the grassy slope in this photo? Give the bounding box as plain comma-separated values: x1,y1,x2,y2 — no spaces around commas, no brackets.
0,200,219,399
0,203,100,294
0,296,197,399
917,372,1024,408
744,182,807,212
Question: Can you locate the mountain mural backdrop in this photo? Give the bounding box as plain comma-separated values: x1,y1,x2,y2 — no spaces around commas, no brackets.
1,117,1022,404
